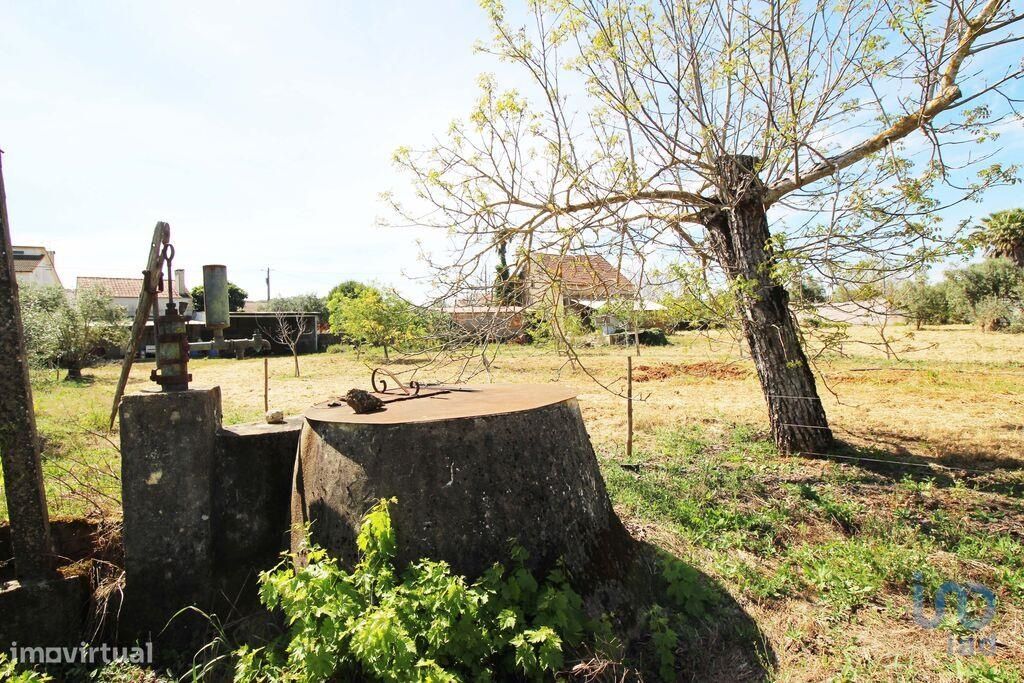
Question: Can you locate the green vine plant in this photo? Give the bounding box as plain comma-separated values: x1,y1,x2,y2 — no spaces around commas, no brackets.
235,498,589,682
232,499,715,682
0,653,51,683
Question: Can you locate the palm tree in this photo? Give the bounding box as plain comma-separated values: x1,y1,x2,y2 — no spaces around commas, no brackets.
975,209,1024,267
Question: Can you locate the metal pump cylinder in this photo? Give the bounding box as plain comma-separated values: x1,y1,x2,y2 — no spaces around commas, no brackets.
202,265,230,332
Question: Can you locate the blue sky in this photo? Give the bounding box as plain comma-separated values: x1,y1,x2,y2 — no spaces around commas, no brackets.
1,1,499,300
2,2,1021,302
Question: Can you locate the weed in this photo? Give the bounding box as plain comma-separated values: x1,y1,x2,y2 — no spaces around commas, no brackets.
946,657,1022,682
788,537,938,619
655,425,708,459
604,461,791,553
0,654,51,682
956,533,1024,602
795,483,862,534
714,557,796,601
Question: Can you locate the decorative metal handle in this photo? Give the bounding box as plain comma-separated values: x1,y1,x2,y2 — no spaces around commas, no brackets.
371,367,420,396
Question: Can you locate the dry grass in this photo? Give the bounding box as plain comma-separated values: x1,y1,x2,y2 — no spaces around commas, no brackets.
2,324,1023,680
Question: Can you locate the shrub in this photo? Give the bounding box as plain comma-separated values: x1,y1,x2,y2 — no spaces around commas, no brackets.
947,258,1023,314
974,296,1014,332
896,279,950,328
235,499,589,682
637,329,669,346
324,343,347,354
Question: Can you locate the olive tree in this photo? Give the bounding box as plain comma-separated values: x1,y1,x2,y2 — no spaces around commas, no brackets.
391,0,1022,453
20,284,130,380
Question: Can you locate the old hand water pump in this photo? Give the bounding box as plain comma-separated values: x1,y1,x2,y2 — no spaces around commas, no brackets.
108,222,270,428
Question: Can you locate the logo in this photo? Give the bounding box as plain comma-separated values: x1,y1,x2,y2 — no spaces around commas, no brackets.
912,573,998,656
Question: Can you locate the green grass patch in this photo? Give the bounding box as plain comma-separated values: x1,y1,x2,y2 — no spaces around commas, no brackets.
786,536,938,619
604,459,793,553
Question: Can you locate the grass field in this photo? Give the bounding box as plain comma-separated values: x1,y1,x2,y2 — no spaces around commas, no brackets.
3,324,1023,680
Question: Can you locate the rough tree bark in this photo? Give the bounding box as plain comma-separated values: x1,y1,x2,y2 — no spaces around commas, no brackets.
0,150,56,580
704,156,833,454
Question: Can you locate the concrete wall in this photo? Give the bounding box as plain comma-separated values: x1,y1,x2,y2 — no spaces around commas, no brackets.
0,394,300,653
215,418,302,570
119,389,300,646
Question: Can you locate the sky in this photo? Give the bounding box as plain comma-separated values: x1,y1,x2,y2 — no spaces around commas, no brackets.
2,2,1021,303
1,1,501,301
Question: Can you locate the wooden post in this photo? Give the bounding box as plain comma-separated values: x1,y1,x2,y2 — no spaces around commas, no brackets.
0,149,56,581
626,355,633,459
263,356,269,412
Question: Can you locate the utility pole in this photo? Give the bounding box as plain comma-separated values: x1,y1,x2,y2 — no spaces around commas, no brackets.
266,267,270,303
0,149,56,581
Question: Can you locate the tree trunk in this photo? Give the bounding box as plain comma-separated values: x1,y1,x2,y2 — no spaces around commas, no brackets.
705,156,833,455
0,151,56,580
293,350,300,378
65,365,83,381
382,344,390,362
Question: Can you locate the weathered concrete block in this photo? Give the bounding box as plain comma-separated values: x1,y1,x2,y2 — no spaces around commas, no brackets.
119,387,221,640
215,417,301,568
0,575,88,648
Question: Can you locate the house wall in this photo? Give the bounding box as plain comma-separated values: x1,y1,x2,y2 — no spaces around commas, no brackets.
13,248,62,288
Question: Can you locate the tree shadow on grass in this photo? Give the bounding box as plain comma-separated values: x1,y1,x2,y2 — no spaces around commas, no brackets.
809,438,1024,498
61,374,98,386
625,542,776,682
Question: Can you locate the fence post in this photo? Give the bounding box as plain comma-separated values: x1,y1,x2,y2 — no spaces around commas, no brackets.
0,149,56,581
626,355,633,459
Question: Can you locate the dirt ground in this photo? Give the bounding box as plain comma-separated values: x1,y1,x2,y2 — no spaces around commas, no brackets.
5,324,1024,680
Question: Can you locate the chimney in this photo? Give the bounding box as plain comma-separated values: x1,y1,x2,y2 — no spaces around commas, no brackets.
174,269,186,298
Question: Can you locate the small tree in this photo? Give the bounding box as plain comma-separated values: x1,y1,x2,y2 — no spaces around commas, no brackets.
19,284,64,367
191,282,248,312
20,284,130,380
327,280,369,303
897,279,950,330
329,288,425,361
973,208,1024,266
264,294,325,376
264,311,314,377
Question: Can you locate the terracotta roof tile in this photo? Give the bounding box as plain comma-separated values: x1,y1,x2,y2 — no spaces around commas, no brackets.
76,276,188,299
530,254,634,296
13,255,42,273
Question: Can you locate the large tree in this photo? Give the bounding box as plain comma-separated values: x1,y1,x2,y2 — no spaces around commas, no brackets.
974,208,1024,266
191,282,248,313
392,0,1021,453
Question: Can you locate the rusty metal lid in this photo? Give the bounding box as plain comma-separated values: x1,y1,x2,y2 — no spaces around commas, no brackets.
303,384,578,425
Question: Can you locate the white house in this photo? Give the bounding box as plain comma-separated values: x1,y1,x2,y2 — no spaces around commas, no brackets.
12,246,62,288
76,269,191,317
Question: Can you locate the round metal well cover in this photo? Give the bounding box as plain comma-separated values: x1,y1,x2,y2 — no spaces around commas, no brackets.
304,384,578,425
